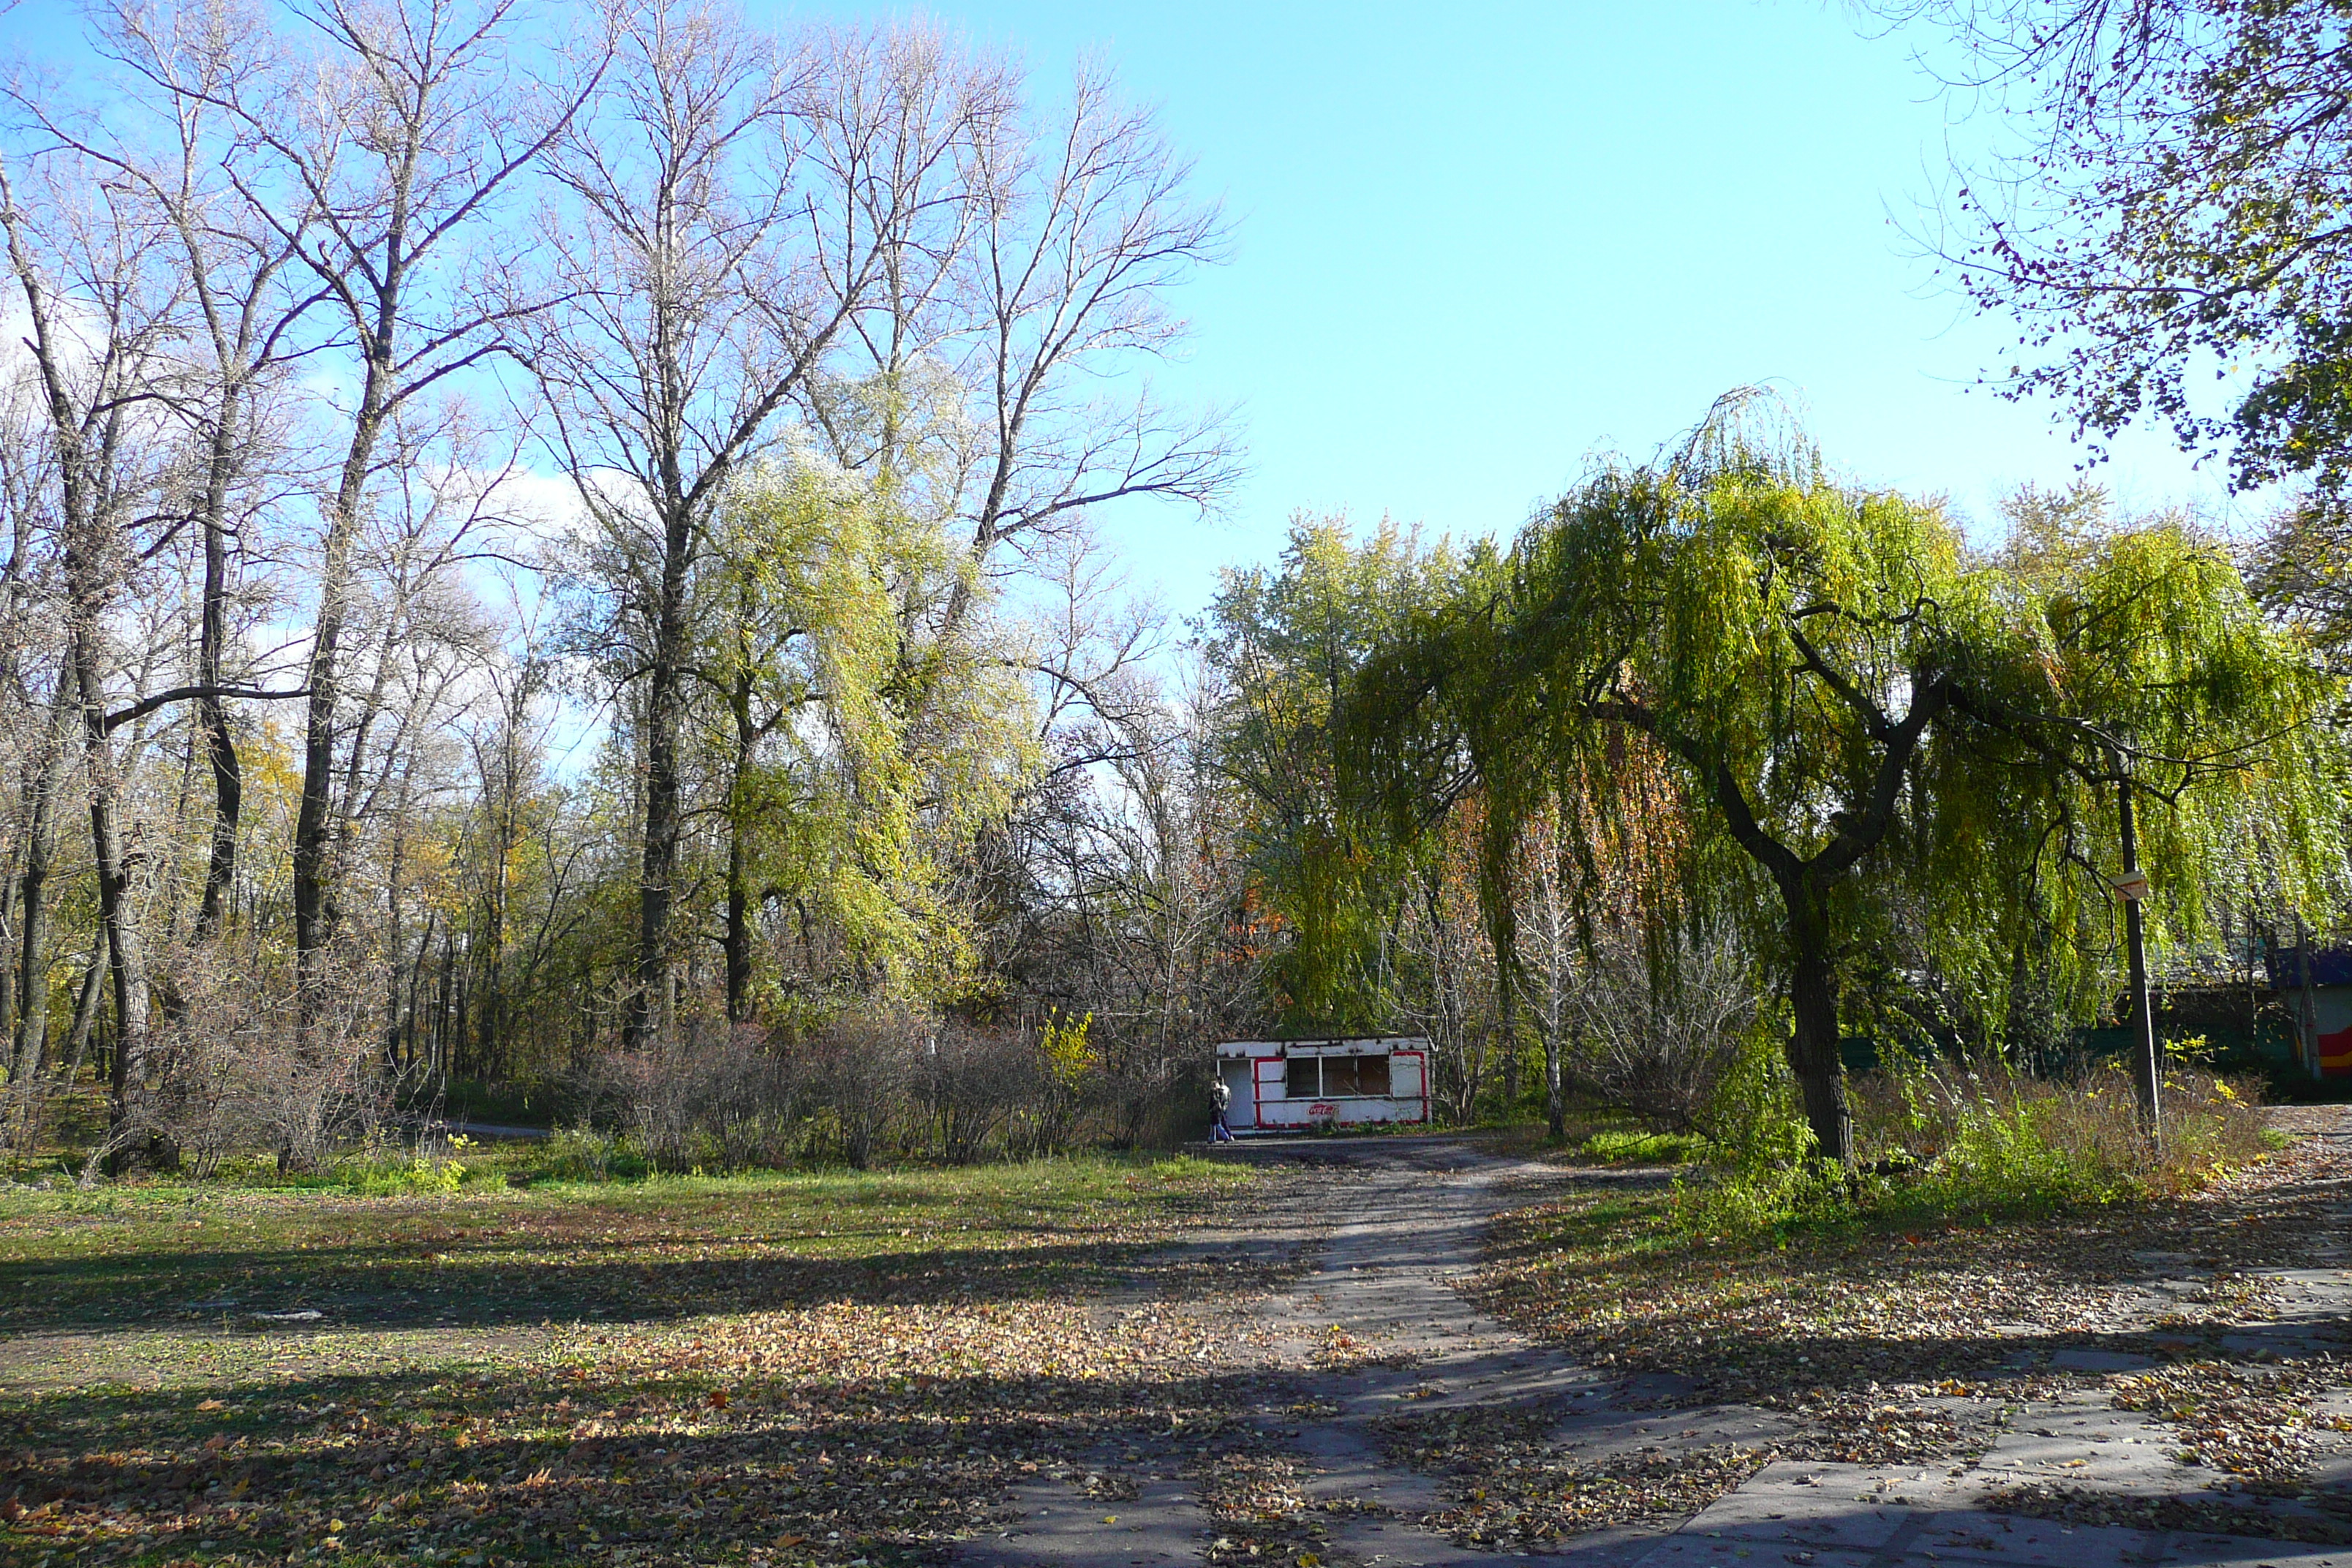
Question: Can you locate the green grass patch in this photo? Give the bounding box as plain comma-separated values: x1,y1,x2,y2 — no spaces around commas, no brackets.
0,1152,1258,1338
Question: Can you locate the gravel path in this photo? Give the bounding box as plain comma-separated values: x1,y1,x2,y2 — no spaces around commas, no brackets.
959,1120,2352,1568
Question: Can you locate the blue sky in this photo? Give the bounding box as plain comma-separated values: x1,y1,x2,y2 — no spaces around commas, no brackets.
774,0,2258,619
2,0,2253,622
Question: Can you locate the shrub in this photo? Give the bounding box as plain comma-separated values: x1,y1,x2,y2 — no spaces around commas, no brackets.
578,1020,811,1171
1565,922,1763,1134
916,1020,1039,1164
794,1006,927,1168
79,948,396,1180
1578,1128,1709,1164
336,1154,483,1195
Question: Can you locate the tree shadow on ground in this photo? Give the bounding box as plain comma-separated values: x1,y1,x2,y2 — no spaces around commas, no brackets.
0,1354,1278,1568
0,1221,1302,1337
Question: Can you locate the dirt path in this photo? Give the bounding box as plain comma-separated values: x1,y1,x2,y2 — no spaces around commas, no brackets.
958,1124,2352,1568
959,1141,1727,1567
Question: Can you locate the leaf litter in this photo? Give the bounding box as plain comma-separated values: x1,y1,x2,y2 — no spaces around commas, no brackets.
1441,1121,2352,1546
0,1158,1318,1568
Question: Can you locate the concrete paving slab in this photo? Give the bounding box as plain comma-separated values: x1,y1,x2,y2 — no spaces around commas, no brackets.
1629,1539,1878,1568
1970,1399,2185,1498
956,1476,1208,1567
1656,1463,1917,1550
1549,1406,1801,1463
2050,1350,2157,1373
1640,1470,2170,1568
2144,1532,2352,1568
1292,1419,1447,1512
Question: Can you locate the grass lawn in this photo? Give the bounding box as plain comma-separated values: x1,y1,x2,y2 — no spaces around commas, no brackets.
0,1155,1289,1568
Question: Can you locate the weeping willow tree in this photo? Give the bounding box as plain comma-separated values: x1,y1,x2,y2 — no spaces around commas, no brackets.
1345,396,2340,1165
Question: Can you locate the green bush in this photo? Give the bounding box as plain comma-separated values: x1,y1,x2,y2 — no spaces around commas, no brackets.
338,1156,482,1195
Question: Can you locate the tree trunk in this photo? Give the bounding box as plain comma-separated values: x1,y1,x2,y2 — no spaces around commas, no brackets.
1779,879,1853,1166
10,702,75,1088
2117,775,2162,1147
723,668,755,1025
78,619,173,1174
293,357,391,1015
725,825,752,1025
627,505,693,1048
59,927,106,1081
1544,1027,1566,1142
1501,995,1520,1109
192,391,243,943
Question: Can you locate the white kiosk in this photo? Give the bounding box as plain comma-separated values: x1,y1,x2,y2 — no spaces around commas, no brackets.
1215,1037,1431,1133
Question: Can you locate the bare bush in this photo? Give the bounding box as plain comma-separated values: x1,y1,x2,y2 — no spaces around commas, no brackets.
76,950,394,1181
916,1022,1042,1164
793,1007,928,1168
1565,923,1762,1134
584,1023,799,1171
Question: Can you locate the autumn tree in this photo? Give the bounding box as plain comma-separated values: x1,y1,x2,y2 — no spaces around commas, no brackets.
1348,400,2337,1164
1206,517,1458,1034
517,5,994,1044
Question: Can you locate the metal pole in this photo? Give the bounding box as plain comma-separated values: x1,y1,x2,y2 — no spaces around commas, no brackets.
2117,775,2162,1148
2299,911,2318,1079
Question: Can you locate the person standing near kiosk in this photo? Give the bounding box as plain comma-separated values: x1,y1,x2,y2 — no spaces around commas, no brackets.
1210,1075,1234,1142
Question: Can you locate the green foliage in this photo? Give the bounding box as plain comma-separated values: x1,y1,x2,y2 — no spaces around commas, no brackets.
698,454,1035,1007
1681,1052,2275,1242
336,1156,483,1196
525,1126,652,1183
208,1145,513,1196
1574,1128,1710,1164
1037,1009,1096,1092
1697,1025,1815,1168
1345,396,2341,1158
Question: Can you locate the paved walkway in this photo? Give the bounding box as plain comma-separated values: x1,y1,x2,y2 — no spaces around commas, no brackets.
960,1126,2352,1568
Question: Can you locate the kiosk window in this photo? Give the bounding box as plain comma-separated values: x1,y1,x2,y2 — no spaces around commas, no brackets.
1321,1056,1361,1096
1286,1056,1320,1097
1358,1055,1390,1096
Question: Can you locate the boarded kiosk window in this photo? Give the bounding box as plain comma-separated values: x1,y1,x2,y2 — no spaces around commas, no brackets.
1357,1054,1390,1096
1286,1056,1319,1098
1322,1056,1360,1096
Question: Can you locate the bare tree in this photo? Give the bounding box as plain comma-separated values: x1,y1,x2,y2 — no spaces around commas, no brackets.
837,61,1240,638
0,132,187,1164
50,0,321,944
1565,921,1761,1137
156,0,600,1011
